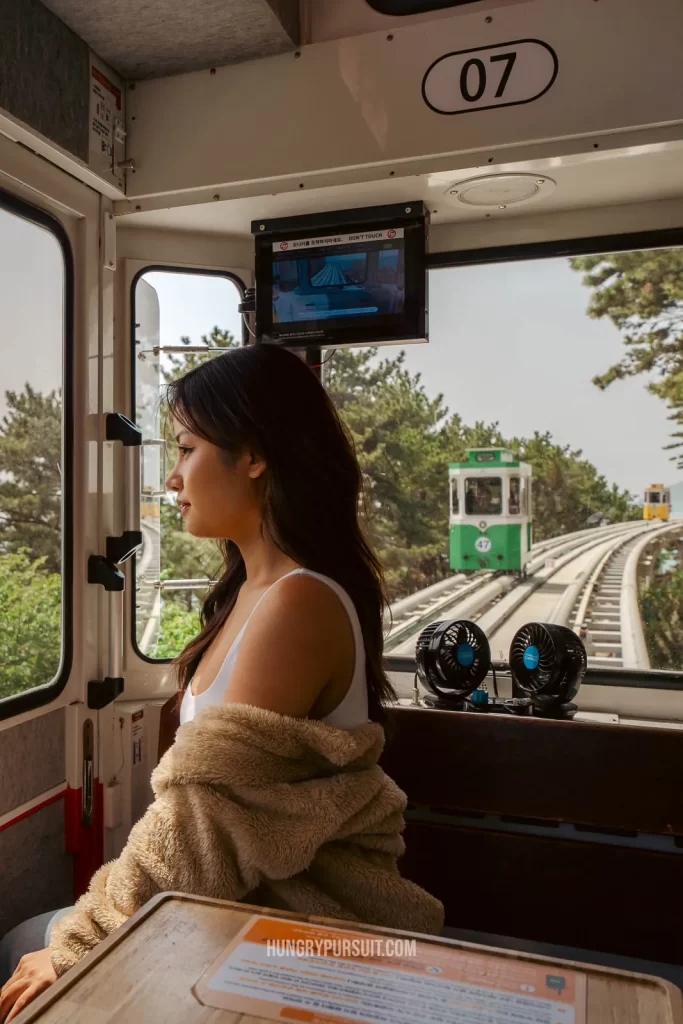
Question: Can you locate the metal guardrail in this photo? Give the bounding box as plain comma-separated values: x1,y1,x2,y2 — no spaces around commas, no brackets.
386,522,648,655
550,524,656,628
621,522,683,670
476,523,648,641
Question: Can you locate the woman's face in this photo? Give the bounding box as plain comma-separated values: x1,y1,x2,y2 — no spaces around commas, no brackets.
165,417,266,538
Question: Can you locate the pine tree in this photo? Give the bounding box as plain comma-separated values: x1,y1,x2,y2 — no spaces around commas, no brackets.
0,385,62,572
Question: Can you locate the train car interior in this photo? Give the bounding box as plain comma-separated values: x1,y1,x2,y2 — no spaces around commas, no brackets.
1,0,683,1019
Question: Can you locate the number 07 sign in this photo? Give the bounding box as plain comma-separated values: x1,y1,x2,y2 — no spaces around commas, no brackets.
422,38,558,115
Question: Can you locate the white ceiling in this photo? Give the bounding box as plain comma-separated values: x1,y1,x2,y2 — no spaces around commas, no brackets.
120,139,683,240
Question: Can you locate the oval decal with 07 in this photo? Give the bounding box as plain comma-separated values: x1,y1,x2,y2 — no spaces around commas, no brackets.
422,39,558,116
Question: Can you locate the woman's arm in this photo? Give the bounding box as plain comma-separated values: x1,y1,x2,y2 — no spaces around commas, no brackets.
49,781,260,975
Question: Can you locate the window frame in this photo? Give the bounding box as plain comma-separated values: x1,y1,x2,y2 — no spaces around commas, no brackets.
129,264,247,666
449,477,459,517
509,476,520,516
464,476,502,516
0,186,74,721
414,224,683,692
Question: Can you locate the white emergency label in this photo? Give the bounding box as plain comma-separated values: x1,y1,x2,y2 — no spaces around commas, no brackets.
273,228,403,253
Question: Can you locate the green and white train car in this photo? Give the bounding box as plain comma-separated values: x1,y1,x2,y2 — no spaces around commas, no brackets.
449,449,532,574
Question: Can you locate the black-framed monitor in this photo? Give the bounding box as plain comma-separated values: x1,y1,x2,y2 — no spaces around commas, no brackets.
251,202,428,350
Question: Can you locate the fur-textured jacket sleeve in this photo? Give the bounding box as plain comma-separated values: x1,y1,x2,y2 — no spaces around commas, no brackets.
49,702,444,976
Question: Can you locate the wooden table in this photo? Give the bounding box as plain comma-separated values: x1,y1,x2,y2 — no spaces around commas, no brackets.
18,895,683,1023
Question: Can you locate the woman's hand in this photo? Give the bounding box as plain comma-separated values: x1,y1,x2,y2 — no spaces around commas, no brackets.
0,947,57,1022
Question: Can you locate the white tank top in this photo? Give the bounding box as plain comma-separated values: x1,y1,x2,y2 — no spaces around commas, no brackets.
179,569,369,730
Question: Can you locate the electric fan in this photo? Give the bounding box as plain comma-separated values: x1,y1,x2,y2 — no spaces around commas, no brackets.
416,619,491,708
509,622,587,717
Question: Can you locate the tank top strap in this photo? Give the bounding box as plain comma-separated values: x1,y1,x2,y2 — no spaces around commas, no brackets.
285,570,364,668
180,568,368,729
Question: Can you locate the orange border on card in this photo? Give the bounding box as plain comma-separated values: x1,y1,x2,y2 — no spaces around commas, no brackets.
193,914,587,1024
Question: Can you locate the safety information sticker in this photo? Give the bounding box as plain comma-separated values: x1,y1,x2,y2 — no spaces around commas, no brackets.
90,65,122,161
194,916,586,1024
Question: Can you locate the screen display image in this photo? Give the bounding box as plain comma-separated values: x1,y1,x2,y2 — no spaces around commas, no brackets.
253,206,427,349
272,238,405,326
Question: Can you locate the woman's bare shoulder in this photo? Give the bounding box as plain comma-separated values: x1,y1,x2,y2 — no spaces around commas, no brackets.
222,572,353,716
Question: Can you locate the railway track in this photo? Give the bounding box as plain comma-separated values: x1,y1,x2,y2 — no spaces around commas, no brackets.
571,521,683,670
384,521,647,656
572,543,631,669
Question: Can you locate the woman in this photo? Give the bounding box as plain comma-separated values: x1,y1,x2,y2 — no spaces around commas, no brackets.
0,344,443,1021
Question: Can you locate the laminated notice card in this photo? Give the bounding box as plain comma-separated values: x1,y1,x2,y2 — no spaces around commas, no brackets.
193,915,586,1024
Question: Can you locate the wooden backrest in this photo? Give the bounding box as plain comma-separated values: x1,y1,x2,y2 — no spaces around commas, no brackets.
381,706,683,835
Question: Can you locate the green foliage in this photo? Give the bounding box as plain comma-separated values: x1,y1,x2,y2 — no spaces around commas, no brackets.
146,599,202,660
642,571,683,671
0,550,61,699
570,250,683,464
0,385,62,572
506,432,642,541
162,326,238,383
324,348,639,596
159,502,222,610
325,348,452,597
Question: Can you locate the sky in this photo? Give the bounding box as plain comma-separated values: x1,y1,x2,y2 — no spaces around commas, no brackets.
0,209,63,419
0,206,677,498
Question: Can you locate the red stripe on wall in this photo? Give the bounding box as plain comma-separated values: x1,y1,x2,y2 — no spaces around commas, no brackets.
0,789,66,833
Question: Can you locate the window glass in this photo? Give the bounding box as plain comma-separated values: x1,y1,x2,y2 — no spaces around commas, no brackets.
325,246,683,675
520,477,529,516
0,203,65,701
133,271,243,661
450,479,459,516
465,477,502,515
509,477,520,515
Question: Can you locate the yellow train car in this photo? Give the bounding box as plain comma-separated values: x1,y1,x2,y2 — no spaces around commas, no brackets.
643,484,670,521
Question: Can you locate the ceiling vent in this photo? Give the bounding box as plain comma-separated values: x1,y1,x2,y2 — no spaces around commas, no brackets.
443,173,556,209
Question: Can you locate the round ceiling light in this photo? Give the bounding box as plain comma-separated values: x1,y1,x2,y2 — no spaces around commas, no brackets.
444,173,556,208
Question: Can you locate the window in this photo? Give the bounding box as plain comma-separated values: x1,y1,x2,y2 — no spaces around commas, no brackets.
465,478,502,515
520,477,529,516
366,0,481,15
324,236,683,682
647,492,661,504
0,194,69,706
509,477,520,515
450,479,459,516
132,269,244,662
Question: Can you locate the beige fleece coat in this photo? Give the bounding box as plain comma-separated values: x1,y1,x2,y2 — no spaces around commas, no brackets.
50,703,444,975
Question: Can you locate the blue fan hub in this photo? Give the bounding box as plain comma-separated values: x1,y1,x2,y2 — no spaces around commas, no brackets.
456,643,475,667
523,645,540,670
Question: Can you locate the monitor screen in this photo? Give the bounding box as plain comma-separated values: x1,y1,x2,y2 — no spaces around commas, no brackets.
253,204,427,350
273,230,405,326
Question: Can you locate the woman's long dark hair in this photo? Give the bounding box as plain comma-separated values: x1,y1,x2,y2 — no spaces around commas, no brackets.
165,343,397,721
